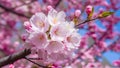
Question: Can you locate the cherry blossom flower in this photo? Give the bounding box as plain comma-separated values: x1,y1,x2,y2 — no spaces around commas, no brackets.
38,49,48,61
48,9,66,26
30,12,49,32
28,31,48,49
65,32,81,49
45,41,64,54
50,21,75,41
48,52,67,62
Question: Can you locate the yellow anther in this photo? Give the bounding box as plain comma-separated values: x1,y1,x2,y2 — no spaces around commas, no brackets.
37,22,45,27
53,18,57,24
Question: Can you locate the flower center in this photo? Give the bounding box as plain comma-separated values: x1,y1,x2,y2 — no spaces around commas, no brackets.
37,22,45,28
39,35,44,40
53,18,57,24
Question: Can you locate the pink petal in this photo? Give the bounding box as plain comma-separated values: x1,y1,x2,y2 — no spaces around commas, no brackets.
45,41,64,54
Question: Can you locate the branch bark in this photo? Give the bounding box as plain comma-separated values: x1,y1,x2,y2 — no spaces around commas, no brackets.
55,0,62,8
24,57,48,68
0,4,30,18
75,17,99,28
0,48,31,67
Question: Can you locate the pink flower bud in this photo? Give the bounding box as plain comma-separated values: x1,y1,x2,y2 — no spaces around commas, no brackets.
21,34,28,41
24,21,32,32
9,64,14,68
75,9,81,17
47,5,53,11
113,60,120,67
86,5,93,15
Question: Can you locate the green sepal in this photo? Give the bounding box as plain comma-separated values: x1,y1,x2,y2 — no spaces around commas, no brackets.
99,11,114,18
87,7,94,20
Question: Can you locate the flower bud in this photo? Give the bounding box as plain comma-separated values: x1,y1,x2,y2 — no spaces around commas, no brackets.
75,9,81,17
47,5,53,11
24,21,32,32
9,64,14,68
86,5,93,15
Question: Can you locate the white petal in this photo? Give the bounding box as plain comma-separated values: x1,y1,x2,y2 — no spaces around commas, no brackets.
57,11,66,22
45,41,64,54
48,9,57,18
48,9,66,26
49,52,67,61
38,49,48,60
50,22,75,41
28,32,48,48
30,12,49,32
66,32,81,47
50,24,67,41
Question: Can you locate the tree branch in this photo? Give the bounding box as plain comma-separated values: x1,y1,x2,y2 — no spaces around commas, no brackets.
0,4,30,18
24,57,48,68
55,0,62,8
12,0,37,9
75,17,99,28
0,48,31,67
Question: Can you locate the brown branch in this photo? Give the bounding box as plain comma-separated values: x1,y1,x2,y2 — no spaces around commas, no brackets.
75,17,99,28
55,0,62,8
0,4,30,18
0,48,31,67
24,57,48,68
0,48,48,68
12,0,37,9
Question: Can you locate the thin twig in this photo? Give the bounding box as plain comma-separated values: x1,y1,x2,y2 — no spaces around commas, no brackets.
28,58,42,60
55,0,62,8
0,48,31,67
24,57,48,68
12,0,37,9
75,17,99,28
0,4,30,18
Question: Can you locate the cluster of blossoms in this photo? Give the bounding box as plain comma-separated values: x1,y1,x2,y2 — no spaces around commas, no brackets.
24,8,81,65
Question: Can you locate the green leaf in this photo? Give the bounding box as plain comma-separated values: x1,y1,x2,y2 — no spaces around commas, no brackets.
99,11,114,18
73,17,79,25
